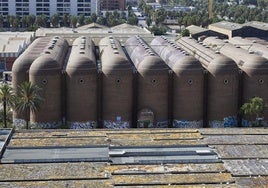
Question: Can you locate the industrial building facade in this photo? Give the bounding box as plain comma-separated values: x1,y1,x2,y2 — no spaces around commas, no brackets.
0,0,100,17
11,34,268,129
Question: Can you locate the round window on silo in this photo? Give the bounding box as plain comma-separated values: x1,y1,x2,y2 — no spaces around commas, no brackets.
187,79,193,85
116,79,121,84
151,79,157,84
223,79,229,85
79,79,84,84
259,79,264,84
42,79,48,85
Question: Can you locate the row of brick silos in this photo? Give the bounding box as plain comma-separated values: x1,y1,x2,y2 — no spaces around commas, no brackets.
177,37,240,127
203,37,268,122
11,35,268,128
12,36,68,128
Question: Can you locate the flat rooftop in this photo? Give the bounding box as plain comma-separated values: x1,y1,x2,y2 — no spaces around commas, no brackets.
209,21,243,31
243,21,268,31
0,128,267,187
0,32,34,55
35,23,154,44
187,25,209,35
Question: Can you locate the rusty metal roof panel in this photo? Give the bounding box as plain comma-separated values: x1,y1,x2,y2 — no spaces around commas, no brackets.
113,173,234,185
117,185,238,188
235,176,268,188
213,145,268,159
8,137,108,147
0,180,113,188
223,159,268,176
105,163,226,174
199,128,268,135
110,139,200,146
0,162,107,181
202,135,268,145
107,132,203,140
13,130,107,138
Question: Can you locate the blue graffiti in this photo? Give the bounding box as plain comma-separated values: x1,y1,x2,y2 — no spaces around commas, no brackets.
241,119,250,127
223,116,238,127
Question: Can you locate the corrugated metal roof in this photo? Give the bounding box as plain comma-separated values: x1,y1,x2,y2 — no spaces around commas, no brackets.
0,128,267,187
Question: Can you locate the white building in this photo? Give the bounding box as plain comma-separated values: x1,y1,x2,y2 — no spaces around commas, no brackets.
0,0,100,17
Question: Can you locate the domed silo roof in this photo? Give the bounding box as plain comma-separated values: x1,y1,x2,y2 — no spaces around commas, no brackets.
66,36,97,74
12,37,52,73
229,37,268,60
125,36,168,74
29,55,61,75
177,37,239,76
203,36,268,76
208,56,238,76
151,36,203,74
99,36,132,74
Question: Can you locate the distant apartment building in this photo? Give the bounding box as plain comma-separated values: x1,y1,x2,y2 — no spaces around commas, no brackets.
100,0,126,11
0,0,100,17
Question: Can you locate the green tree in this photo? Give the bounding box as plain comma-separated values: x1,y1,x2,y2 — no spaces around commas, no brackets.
91,13,97,23
13,15,21,30
21,16,27,28
7,15,15,28
62,14,69,27
36,14,47,27
0,15,3,28
181,28,190,37
51,13,60,27
70,15,77,28
241,97,266,126
150,25,167,35
0,84,15,128
146,17,152,27
78,14,85,26
85,17,93,24
96,16,106,25
15,82,43,129
26,15,36,28
127,16,138,25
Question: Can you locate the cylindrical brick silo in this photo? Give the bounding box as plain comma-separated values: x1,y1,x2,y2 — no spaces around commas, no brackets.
204,37,268,125
125,36,169,128
177,37,239,128
151,36,204,128
66,36,98,129
99,36,133,129
29,37,68,128
12,37,54,128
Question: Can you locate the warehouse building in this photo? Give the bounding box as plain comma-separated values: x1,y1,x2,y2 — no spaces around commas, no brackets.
11,33,268,128
203,36,268,124
208,21,268,39
0,32,34,73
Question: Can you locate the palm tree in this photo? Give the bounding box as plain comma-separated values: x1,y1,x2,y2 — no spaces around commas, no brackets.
0,84,15,128
15,82,43,129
